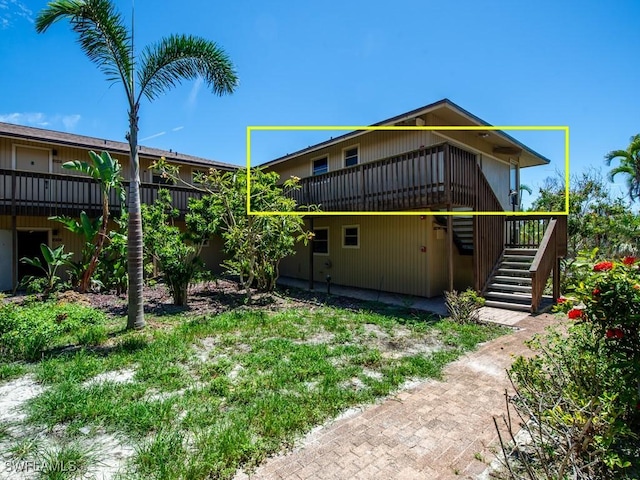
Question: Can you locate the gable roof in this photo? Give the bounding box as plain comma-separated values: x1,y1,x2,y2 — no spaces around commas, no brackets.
0,122,236,171
259,98,552,169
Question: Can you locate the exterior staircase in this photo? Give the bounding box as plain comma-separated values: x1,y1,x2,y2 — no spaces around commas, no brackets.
435,208,473,255
483,248,536,311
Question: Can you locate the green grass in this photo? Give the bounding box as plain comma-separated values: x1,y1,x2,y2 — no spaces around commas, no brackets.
1,300,508,479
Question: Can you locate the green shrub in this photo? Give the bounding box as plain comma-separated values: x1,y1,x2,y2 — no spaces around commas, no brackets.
499,256,640,479
444,288,485,324
0,302,108,361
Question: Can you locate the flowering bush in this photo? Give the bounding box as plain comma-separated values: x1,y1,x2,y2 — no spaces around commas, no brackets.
502,256,640,479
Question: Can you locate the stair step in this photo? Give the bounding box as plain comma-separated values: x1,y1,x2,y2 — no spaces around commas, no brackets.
485,291,531,302
503,254,535,261
497,268,532,276
504,248,538,255
493,275,532,284
500,261,532,268
487,283,532,293
484,300,532,312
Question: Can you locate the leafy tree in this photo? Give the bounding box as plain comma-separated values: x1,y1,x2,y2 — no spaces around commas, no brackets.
36,0,238,329
530,169,640,259
188,168,313,301
142,189,204,306
605,134,640,202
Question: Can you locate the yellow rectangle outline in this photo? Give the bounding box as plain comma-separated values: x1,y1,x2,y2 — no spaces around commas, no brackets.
246,125,569,216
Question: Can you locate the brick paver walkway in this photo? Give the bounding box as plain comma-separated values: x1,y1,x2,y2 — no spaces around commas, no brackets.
236,313,558,480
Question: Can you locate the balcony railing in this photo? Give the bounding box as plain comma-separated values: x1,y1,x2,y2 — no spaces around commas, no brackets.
0,169,201,218
289,143,478,211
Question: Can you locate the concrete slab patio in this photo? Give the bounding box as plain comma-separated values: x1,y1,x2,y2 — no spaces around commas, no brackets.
236,312,559,480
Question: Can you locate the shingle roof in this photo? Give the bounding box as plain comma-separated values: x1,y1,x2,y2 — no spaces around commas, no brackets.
0,122,237,170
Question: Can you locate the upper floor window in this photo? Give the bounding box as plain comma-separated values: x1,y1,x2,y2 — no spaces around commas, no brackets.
344,147,359,167
312,156,328,176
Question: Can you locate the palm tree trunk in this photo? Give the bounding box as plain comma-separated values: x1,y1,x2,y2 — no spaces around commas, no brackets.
127,109,145,330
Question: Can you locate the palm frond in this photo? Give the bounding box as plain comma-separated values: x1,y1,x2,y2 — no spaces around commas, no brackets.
604,149,631,166
607,165,634,183
36,0,133,95
137,34,238,102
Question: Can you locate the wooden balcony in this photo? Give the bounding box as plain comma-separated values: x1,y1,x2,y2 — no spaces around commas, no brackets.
290,143,479,211
0,168,201,218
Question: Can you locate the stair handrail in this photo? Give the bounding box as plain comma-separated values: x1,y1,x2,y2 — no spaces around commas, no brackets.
529,218,558,312
474,163,505,292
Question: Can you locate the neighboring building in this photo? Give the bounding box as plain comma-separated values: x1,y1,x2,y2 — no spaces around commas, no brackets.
262,99,567,312
0,122,235,291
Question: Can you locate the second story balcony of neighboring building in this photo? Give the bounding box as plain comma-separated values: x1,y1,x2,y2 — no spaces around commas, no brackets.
0,168,202,218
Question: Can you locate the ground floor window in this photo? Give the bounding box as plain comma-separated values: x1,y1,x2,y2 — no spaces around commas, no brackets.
342,225,359,248
313,227,329,254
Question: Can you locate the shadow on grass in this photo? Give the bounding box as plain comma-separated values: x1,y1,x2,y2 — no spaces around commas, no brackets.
273,284,443,327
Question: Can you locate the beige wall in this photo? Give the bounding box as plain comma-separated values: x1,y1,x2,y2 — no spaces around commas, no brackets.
278,214,473,298
268,130,440,182
0,136,200,184
480,155,511,210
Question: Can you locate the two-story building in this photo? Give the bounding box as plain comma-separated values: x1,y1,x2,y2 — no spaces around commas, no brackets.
261,99,567,312
0,122,234,291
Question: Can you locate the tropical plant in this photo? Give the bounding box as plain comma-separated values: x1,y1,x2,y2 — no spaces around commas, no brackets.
96,213,129,294
444,288,485,324
57,150,124,292
605,133,640,202
19,244,73,295
50,211,101,289
36,0,238,329
142,189,203,306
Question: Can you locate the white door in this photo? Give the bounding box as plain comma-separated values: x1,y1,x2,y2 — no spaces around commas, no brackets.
0,230,12,291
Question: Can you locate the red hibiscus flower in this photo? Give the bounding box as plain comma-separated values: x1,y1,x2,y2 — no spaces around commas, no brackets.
606,329,616,339
592,288,601,296
615,328,624,339
567,308,583,319
557,296,567,304
593,261,613,272
623,256,638,265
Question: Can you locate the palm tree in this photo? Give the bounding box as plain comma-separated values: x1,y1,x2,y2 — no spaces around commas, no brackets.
605,134,640,202
36,0,238,329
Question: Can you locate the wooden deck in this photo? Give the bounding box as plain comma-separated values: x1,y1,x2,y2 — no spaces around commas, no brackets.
0,168,201,218
291,143,478,211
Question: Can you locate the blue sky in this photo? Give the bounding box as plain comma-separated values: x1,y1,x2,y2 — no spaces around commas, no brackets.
1,0,639,206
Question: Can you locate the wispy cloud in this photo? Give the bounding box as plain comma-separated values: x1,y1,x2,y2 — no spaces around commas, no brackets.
0,112,82,131
0,0,33,29
187,78,203,109
140,126,184,143
140,131,167,142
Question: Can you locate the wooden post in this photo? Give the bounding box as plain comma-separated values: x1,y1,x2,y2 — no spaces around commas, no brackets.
308,217,314,290
11,215,17,291
447,209,454,292
360,164,365,210
553,256,560,302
